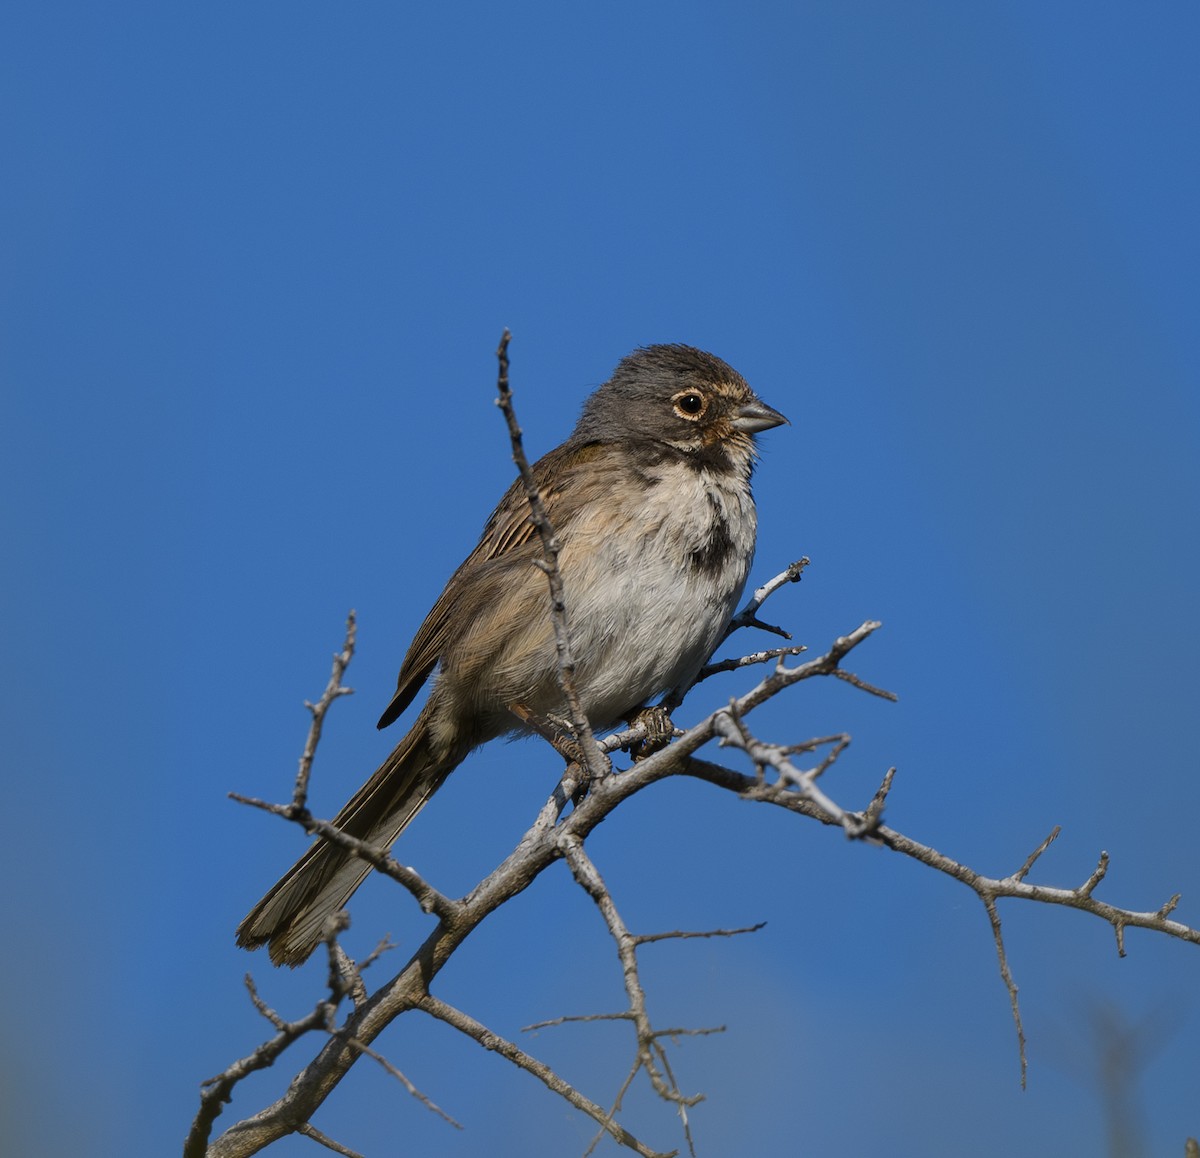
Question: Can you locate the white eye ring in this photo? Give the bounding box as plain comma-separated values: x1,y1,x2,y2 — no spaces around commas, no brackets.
672,390,707,420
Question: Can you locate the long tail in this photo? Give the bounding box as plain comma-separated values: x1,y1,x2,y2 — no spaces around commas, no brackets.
236,709,456,967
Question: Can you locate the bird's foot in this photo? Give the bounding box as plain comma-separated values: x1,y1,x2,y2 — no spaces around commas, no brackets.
625,705,676,761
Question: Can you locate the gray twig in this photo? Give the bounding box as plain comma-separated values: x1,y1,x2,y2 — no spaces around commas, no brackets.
560,834,711,1118
417,993,674,1158
293,612,357,808
228,792,460,923
297,1124,364,1158
493,330,609,783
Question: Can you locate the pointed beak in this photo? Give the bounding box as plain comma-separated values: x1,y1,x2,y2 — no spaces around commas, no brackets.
733,397,789,434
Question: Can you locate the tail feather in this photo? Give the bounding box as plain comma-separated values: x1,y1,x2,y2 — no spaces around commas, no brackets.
237,715,454,967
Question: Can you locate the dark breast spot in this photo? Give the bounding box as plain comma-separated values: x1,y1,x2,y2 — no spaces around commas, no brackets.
688,491,736,576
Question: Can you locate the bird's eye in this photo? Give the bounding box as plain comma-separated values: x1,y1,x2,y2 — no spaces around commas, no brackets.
672,390,707,420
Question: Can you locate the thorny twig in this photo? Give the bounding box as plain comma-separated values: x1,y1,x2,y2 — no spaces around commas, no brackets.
557,834,736,1158
693,643,807,682
561,835,710,1110
723,556,809,641
682,754,1200,1086
184,919,351,1158
228,790,460,924
415,993,676,1158
187,914,455,1158
297,1123,363,1158
712,711,877,838
494,329,609,783
292,611,356,808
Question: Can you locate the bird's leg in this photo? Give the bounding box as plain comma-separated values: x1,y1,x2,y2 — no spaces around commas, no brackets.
625,704,677,761
509,703,595,807
509,703,586,765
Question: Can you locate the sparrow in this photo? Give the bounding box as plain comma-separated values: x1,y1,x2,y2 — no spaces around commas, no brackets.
237,344,787,965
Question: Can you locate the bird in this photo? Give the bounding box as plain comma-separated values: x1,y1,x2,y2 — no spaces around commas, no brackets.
237,344,787,965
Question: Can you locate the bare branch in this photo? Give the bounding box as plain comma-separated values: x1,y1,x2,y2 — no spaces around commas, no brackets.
652,1043,697,1158
681,753,1200,1080
684,754,1200,949
722,557,809,641
339,1036,461,1128
357,935,398,971
185,920,351,1158
693,644,807,683
560,834,707,1113
1157,894,1182,920
983,895,1028,1088
523,1012,725,1039
831,666,899,702
245,974,289,1032
584,1059,644,1158
1012,827,1061,883
416,993,674,1158
331,943,368,1009
1079,851,1110,899
293,611,357,809
712,712,868,837
493,330,608,783
523,1011,638,1031
858,766,896,835
663,560,809,713
228,792,460,923
733,619,892,715
633,923,766,946
296,1124,364,1158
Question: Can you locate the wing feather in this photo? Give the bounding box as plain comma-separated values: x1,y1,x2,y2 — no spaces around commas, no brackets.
375,441,593,728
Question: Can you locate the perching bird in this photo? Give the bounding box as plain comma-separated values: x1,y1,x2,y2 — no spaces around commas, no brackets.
237,344,787,965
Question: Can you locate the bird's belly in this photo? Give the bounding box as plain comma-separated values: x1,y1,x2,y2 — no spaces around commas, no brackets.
553,464,757,727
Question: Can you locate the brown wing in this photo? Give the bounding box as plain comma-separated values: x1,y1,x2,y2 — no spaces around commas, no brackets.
375,440,597,729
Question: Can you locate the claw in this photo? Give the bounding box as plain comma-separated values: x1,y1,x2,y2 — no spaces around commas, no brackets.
626,705,676,761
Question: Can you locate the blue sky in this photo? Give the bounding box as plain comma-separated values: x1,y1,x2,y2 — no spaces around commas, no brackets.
3,3,1198,1156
